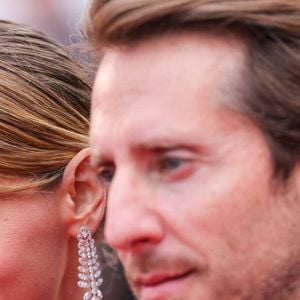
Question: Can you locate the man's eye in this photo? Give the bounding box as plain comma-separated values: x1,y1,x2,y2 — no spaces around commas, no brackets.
98,168,115,183
155,155,196,181
158,157,185,172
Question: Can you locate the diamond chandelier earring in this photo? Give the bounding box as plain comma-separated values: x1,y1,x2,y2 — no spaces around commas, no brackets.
77,226,103,300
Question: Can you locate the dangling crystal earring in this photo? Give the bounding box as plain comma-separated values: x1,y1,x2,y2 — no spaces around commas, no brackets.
77,226,103,300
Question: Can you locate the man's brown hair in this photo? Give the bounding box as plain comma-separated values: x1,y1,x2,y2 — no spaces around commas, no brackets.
87,0,300,180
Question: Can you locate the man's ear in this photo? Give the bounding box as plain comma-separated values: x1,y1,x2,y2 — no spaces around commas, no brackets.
59,148,105,238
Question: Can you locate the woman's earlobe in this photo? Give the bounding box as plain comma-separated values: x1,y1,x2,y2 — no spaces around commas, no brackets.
59,147,106,237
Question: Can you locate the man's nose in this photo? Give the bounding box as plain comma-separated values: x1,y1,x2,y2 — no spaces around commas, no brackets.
104,169,164,252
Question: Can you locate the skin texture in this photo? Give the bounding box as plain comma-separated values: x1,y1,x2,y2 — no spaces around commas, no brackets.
0,189,67,299
90,33,300,300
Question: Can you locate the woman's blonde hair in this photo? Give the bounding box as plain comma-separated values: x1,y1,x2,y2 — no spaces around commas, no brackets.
0,20,91,193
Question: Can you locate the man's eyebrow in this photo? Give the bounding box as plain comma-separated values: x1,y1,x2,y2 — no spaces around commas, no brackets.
134,143,177,152
90,152,113,168
132,139,203,156
130,135,194,149
90,138,204,167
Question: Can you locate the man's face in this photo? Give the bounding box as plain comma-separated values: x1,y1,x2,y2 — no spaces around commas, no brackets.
90,33,300,300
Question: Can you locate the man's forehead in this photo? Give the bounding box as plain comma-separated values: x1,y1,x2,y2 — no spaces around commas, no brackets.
90,31,248,163
90,101,250,170
94,32,246,87
92,35,246,112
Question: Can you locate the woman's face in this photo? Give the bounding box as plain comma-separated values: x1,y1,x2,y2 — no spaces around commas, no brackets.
0,187,68,299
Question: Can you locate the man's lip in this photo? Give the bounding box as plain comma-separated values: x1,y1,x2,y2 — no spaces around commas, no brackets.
136,269,195,287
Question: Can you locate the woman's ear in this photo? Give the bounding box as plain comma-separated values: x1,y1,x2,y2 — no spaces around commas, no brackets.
59,148,106,238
